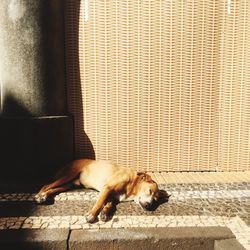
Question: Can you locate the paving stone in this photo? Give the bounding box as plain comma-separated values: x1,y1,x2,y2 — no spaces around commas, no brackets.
0,183,249,248
0,229,69,249
215,239,246,250
69,227,235,250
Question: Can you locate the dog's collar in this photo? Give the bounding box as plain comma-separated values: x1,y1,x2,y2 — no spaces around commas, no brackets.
126,173,141,197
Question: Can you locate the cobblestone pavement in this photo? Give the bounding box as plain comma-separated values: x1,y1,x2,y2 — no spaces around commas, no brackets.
0,183,249,249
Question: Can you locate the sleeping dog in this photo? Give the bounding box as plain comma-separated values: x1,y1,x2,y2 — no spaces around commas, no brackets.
35,159,169,223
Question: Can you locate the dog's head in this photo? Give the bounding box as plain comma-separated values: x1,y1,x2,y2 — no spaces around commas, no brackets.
134,172,170,210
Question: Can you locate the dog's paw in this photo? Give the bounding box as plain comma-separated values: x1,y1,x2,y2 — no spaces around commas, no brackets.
34,192,47,204
100,212,111,222
85,213,96,223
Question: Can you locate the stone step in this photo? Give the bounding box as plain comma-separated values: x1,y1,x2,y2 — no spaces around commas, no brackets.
0,227,245,250
0,229,69,250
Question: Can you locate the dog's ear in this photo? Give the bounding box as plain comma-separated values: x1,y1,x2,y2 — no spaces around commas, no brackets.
156,189,170,201
137,172,146,177
137,172,147,180
137,172,155,183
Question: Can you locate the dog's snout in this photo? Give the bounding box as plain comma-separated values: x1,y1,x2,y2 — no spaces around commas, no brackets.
144,202,150,209
139,201,152,210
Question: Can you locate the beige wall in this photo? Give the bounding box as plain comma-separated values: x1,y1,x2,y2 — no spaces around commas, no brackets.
218,0,250,171
65,0,250,172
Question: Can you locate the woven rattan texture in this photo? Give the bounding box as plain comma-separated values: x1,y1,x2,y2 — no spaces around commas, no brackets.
65,0,250,172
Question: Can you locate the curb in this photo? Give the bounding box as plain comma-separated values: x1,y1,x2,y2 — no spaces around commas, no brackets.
0,227,246,250
0,229,69,250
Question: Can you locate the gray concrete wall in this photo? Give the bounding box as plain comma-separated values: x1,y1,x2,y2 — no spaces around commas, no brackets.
0,0,74,184
0,0,66,116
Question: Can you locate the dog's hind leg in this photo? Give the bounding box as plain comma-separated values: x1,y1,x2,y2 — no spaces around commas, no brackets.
35,183,74,203
39,175,76,192
35,175,78,203
35,161,84,203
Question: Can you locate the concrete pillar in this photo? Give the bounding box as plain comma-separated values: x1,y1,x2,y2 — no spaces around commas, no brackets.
0,0,73,184
0,0,66,116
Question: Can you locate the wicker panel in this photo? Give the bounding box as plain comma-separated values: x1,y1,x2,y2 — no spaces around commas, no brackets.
218,0,250,171
65,0,249,171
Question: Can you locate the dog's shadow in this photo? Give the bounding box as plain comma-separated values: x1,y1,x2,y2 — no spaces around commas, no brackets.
35,189,171,223
104,190,171,222
147,191,171,211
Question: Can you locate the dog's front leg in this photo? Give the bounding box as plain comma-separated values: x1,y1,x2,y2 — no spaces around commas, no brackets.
85,185,112,223
100,199,117,222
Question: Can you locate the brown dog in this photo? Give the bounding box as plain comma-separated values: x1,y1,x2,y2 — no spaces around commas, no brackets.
35,159,169,223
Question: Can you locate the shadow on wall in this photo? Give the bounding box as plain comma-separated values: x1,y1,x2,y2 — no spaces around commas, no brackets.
0,95,34,184
0,94,74,185
0,95,33,186
65,0,95,160
0,95,31,117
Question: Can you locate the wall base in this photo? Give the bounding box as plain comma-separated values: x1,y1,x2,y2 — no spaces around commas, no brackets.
0,116,74,184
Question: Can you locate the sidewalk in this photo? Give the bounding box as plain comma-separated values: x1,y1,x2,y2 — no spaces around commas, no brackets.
0,172,249,249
